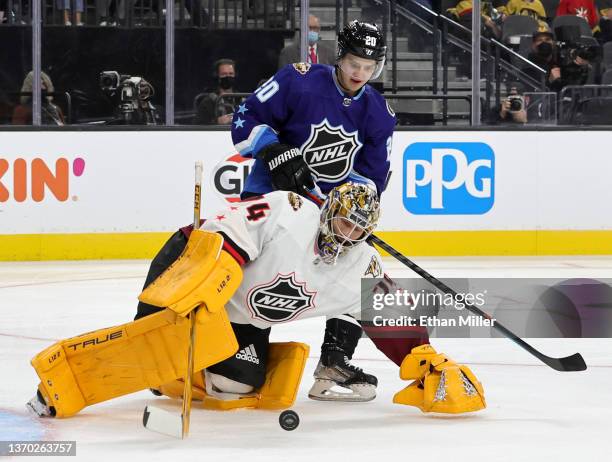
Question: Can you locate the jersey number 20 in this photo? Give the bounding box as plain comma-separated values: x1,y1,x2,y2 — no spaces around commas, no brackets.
254,78,279,103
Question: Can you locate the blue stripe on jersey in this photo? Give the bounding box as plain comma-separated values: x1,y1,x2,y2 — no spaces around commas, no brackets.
234,124,279,157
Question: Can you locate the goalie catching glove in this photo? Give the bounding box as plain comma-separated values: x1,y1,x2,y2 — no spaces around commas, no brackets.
258,143,315,194
393,344,486,414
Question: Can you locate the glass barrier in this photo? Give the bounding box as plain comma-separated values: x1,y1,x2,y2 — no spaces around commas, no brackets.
175,0,297,126
2,0,611,127
1,1,32,125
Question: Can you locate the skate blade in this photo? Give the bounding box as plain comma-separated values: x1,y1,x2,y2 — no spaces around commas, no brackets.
308,379,376,402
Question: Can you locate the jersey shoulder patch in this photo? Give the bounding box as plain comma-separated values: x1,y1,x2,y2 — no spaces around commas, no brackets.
364,254,383,278
287,192,303,211
292,62,312,75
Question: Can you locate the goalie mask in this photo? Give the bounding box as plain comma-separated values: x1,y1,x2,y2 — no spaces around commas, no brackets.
316,180,380,265
337,20,387,80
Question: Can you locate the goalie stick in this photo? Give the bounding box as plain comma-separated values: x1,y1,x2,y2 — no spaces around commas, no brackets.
301,187,586,372
143,161,203,439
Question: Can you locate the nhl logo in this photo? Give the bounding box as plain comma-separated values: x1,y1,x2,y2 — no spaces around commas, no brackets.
247,273,317,323
301,119,363,183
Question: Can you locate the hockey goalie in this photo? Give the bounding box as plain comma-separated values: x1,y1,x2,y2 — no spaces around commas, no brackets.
27,179,485,418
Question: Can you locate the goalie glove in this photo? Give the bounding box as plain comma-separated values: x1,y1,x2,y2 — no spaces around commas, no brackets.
258,143,315,194
393,344,486,414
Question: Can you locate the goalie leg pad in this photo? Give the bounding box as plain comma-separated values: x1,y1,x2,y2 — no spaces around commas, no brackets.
162,342,309,411
393,344,486,414
30,306,238,418
138,230,243,317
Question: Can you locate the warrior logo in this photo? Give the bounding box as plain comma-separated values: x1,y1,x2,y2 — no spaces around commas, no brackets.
301,119,363,183
247,273,316,323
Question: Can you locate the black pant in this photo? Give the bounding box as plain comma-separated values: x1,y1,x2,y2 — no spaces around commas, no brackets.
135,229,269,388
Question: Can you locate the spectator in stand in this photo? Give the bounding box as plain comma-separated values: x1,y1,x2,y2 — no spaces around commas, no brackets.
193,59,242,125
447,1,502,38
97,0,117,26
12,71,65,125
57,0,84,25
278,14,335,69
498,0,549,30
599,0,612,42
556,0,600,31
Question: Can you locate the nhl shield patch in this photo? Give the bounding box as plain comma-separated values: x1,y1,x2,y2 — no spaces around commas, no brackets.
247,273,316,323
300,119,363,183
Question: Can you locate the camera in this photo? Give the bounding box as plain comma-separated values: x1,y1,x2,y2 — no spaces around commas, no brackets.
508,95,524,112
554,25,601,70
99,71,158,125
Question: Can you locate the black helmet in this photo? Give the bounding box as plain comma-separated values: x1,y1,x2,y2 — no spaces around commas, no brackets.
337,21,387,79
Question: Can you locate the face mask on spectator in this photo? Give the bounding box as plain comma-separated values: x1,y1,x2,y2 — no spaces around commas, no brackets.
536,42,553,58
219,76,235,90
308,31,319,45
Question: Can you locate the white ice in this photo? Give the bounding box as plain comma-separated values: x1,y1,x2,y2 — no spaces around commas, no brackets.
1,257,611,461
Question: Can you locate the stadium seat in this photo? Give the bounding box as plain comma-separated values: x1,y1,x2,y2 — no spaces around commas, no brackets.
540,0,560,20
502,15,539,45
552,15,593,38
602,69,612,85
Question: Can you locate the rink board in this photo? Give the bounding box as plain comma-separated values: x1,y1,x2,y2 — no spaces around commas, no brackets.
1,130,611,259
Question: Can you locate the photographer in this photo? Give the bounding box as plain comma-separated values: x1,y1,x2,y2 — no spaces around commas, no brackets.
495,86,528,124
524,29,597,93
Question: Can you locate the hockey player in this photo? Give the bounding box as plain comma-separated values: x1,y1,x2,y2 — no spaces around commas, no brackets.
28,180,485,418
231,20,397,401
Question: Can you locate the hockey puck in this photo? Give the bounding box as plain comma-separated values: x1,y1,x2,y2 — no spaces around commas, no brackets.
279,410,300,431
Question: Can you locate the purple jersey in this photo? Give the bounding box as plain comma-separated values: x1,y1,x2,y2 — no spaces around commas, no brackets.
231,63,396,196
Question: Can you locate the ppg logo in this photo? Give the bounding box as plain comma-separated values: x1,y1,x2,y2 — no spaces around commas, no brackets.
403,143,495,215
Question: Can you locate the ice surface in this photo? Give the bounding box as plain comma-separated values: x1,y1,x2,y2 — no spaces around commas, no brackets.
1,257,610,461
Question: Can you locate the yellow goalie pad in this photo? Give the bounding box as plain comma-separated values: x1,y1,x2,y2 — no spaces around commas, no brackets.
31,306,238,418
138,230,243,317
154,342,310,411
393,344,486,414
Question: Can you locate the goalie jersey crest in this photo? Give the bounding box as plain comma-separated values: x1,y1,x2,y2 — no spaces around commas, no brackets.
231,64,396,195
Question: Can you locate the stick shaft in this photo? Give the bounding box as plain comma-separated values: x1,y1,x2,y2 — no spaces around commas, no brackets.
182,161,203,438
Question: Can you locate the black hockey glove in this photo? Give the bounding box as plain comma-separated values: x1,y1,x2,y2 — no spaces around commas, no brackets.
258,143,315,194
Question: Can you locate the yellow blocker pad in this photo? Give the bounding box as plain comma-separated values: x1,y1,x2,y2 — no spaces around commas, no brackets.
139,230,243,317
31,230,244,418
393,344,486,414
155,342,310,411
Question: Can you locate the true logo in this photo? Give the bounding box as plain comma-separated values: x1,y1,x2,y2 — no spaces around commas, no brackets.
247,273,316,323
301,119,362,183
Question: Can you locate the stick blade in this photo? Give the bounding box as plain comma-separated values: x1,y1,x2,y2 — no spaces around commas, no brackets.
143,405,183,439
544,352,587,372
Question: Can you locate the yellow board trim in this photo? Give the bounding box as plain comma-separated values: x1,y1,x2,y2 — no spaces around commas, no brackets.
1,230,612,261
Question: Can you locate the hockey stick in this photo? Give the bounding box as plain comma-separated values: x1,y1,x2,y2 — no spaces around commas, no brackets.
302,188,586,372
143,161,203,439
366,234,587,372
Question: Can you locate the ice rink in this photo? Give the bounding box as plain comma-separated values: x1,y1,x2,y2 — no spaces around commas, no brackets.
1,256,611,461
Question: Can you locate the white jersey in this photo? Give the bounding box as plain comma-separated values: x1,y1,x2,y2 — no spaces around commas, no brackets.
201,191,385,329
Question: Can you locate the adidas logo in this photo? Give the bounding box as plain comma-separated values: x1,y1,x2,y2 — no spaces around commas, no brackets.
235,344,260,364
